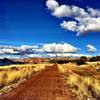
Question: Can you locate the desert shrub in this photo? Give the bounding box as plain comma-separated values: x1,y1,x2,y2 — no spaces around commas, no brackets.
77,56,88,65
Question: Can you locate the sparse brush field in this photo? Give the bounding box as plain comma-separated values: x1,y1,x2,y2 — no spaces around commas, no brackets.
0,63,51,94
58,62,100,100
0,61,100,99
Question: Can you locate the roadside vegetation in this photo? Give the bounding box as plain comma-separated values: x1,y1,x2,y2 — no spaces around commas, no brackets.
0,63,50,94
58,61,100,100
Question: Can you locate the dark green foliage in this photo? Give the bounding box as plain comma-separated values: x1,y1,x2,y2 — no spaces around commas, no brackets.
77,56,88,65
89,56,100,62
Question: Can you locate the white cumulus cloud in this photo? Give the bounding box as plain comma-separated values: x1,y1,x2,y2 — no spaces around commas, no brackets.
0,45,39,55
46,0,59,11
0,48,18,54
46,0,100,35
87,8,100,17
53,5,72,18
60,21,78,32
61,18,100,36
87,44,97,53
77,17,100,35
43,43,79,53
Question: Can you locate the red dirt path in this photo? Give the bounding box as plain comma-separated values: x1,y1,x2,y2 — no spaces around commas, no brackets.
0,64,75,100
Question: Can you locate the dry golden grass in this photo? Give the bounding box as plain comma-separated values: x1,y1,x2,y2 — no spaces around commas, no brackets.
0,63,51,94
58,62,100,100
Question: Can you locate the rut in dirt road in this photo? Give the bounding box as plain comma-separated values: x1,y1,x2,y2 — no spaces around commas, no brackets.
0,64,74,100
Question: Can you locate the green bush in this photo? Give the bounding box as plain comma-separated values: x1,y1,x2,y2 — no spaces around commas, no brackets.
77,56,88,65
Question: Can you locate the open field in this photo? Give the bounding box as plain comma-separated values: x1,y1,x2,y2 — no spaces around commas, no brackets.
0,61,100,100
58,62,100,100
0,64,73,100
0,63,52,94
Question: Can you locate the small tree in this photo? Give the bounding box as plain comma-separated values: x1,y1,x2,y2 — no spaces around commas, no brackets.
77,56,88,65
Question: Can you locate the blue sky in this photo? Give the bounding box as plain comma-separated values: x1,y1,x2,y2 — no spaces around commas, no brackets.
0,0,99,58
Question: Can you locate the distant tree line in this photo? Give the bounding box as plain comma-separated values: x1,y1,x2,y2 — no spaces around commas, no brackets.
75,56,100,65
50,56,100,65
89,56,100,62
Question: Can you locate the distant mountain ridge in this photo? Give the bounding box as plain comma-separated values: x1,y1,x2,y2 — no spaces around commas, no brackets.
0,58,14,62
0,58,24,66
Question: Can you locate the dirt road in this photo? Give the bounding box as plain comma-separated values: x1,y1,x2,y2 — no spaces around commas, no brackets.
0,64,74,100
